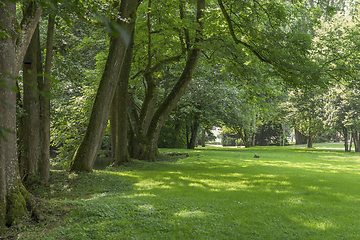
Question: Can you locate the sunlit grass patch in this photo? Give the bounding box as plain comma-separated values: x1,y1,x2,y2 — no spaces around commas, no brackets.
8,145,360,239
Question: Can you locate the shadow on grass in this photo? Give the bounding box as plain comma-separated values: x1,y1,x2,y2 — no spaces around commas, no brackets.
15,147,360,239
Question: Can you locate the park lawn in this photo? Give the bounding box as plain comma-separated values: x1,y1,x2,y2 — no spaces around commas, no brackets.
292,142,346,150
6,146,360,239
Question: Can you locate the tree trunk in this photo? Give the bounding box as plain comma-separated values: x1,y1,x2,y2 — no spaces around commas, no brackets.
343,127,349,152
69,0,140,172
110,91,117,162
21,24,41,179
132,75,158,159
138,0,205,161
187,116,199,149
295,129,307,145
39,15,55,184
282,121,286,146
352,131,360,152
201,128,205,147
111,24,136,166
307,135,316,148
0,1,42,231
349,131,353,152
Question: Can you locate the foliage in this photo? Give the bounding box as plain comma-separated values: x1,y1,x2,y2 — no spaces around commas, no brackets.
255,121,286,146
286,88,326,146
49,14,109,165
220,126,241,146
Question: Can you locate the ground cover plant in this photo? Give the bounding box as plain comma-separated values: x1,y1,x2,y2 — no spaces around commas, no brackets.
3,146,360,239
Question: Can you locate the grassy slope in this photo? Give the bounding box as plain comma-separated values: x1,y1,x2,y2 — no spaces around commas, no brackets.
5,146,360,239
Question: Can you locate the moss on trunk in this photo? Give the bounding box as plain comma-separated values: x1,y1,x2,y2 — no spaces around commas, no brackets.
5,182,27,226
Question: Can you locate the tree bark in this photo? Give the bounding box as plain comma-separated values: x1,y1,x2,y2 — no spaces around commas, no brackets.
70,0,140,172
295,129,307,145
187,115,199,149
201,128,205,147
39,15,55,184
111,23,136,166
0,1,43,231
343,127,349,152
352,131,360,152
20,24,41,179
349,131,353,152
307,136,315,148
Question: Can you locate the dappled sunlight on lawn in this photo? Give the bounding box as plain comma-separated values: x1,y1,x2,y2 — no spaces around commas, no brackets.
121,193,156,198
134,179,173,190
291,214,337,231
42,147,360,239
175,209,207,218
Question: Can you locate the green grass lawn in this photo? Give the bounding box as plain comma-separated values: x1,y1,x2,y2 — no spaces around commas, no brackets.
6,146,360,239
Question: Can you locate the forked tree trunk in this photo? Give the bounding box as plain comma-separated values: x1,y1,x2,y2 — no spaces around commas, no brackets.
307,133,317,148
132,73,159,159
139,0,205,161
70,0,140,172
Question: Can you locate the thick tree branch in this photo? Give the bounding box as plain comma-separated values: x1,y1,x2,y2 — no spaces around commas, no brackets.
217,0,271,64
15,2,42,74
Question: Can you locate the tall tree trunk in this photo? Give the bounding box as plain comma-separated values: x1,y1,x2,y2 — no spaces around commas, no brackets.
352,131,360,152
70,0,140,172
21,24,41,179
131,1,165,159
343,127,349,152
0,1,42,231
111,24,136,166
39,15,55,184
201,128,205,147
349,131,353,152
138,0,205,161
187,116,199,149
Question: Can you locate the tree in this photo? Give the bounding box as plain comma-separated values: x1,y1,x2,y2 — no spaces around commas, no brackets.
129,0,205,161
17,7,55,183
110,23,136,166
69,0,141,172
0,0,42,230
287,88,326,148
40,14,55,183
19,24,42,180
